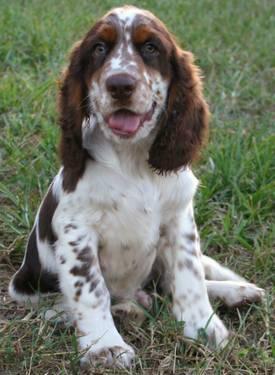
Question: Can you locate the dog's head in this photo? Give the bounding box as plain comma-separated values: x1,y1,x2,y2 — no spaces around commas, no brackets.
59,6,209,188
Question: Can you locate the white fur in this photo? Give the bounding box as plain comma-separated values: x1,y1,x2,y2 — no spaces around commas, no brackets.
206,280,265,307
202,255,246,282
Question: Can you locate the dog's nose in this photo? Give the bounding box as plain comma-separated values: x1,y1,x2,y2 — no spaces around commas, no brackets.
106,74,137,100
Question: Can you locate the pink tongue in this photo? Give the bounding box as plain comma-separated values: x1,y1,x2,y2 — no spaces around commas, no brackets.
108,111,142,134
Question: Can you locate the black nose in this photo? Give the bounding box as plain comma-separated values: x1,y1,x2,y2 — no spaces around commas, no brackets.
106,74,137,100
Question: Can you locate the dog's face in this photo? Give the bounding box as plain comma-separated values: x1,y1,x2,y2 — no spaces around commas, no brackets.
59,5,209,190
87,7,172,142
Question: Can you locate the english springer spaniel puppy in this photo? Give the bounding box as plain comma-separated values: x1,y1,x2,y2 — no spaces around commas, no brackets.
9,5,264,368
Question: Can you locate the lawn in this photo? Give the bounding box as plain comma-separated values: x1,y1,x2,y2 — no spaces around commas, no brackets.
0,0,274,373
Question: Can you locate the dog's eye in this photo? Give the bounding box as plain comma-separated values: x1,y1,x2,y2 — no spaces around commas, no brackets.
142,42,159,56
93,42,108,56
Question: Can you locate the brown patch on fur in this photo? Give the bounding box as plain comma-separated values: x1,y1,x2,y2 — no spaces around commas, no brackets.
89,279,100,293
68,235,85,246
74,280,84,288
70,264,90,277
38,185,58,244
11,227,59,295
186,233,196,242
74,288,82,301
76,246,95,265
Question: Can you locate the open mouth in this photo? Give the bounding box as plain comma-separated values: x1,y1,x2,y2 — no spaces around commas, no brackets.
106,103,156,138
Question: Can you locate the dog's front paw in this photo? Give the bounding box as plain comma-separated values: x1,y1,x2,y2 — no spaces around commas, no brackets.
184,313,229,349
79,331,135,369
81,343,135,369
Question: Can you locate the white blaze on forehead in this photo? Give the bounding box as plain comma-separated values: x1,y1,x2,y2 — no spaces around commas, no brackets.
106,8,142,76
112,6,143,25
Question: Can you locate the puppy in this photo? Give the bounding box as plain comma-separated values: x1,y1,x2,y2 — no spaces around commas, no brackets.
9,5,264,368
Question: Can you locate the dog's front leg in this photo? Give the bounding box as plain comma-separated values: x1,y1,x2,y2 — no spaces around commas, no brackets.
159,203,228,348
53,219,134,368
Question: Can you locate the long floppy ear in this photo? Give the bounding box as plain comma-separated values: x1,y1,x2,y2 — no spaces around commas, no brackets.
58,41,90,192
148,48,209,173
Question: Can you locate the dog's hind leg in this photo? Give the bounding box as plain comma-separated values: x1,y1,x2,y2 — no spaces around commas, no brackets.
202,255,246,282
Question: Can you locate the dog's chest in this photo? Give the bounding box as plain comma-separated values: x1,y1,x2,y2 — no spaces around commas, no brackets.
58,162,197,299
95,177,161,298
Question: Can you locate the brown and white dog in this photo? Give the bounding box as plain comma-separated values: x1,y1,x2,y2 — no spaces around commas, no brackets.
9,6,264,368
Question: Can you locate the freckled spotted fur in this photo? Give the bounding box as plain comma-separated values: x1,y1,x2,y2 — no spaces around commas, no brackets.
9,5,264,369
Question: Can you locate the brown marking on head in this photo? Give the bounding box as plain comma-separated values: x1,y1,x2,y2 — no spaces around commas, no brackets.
132,24,155,44
133,19,173,54
97,23,117,43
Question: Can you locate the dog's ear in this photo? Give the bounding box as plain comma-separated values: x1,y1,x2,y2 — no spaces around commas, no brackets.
58,41,90,191
148,48,209,173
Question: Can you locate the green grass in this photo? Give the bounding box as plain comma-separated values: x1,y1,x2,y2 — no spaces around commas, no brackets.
0,0,274,373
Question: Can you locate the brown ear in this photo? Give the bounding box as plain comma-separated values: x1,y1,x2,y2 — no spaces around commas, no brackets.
148,49,209,173
58,42,90,191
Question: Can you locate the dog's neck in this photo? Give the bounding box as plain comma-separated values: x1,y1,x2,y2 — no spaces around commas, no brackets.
83,121,156,176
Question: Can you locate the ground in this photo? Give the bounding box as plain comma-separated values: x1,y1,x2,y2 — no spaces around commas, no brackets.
0,0,274,374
